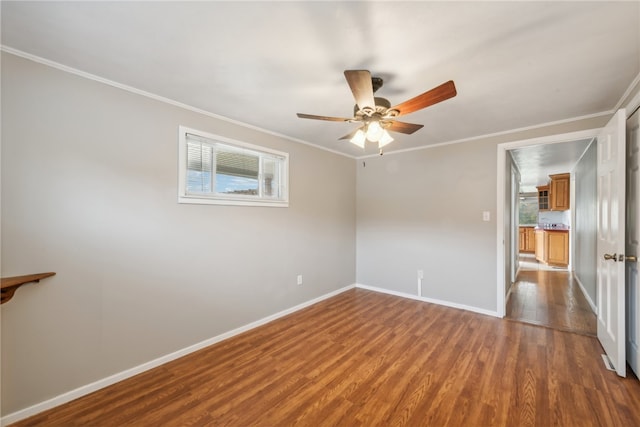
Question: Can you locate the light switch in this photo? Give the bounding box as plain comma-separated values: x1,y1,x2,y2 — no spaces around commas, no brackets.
482,211,490,221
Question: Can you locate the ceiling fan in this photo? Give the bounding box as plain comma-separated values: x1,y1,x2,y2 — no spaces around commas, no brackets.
297,70,457,154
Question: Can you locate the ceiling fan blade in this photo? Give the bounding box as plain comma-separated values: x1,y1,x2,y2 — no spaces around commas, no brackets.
339,127,364,140
386,121,424,135
296,113,351,122
390,80,457,117
344,70,376,111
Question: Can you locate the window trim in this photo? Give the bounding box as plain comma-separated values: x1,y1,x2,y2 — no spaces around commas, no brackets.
178,126,289,207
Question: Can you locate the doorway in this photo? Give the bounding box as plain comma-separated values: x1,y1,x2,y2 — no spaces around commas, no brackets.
495,129,599,318
505,139,596,335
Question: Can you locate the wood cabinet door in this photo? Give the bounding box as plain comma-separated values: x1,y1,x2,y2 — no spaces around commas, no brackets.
535,230,545,261
519,227,535,253
546,232,569,266
550,173,570,210
537,185,549,211
525,228,536,252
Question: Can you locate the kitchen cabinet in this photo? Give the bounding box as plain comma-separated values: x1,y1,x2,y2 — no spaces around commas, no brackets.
537,173,570,211
519,226,535,253
534,229,569,267
535,229,545,261
526,228,535,252
549,173,570,211
537,185,549,211
546,230,569,266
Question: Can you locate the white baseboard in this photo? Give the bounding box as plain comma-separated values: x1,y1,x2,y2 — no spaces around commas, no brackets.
506,281,514,306
1,284,356,426
355,283,500,318
505,265,519,306
573,273,597,313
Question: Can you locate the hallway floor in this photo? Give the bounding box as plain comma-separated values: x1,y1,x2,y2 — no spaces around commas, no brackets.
506,254,596,336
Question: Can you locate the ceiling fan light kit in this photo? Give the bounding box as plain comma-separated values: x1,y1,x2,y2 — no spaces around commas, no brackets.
296,70,457,154
350,129,366,148
366,120,383,140
350,123,394,155
378,129,394,148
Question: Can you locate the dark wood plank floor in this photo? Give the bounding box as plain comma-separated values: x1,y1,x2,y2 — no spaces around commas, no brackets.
506,267,597,336
13,288,640,426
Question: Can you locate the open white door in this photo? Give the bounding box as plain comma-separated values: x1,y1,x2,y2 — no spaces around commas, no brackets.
597,109,627,377
626,107,640,378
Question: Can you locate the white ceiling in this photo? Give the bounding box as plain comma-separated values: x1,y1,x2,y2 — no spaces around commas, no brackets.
1,1,639,158
510,138,593,193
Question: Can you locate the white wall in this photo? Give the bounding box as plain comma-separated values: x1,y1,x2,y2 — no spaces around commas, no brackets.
538,210,570,225
0,53,356,415
356,138,498,311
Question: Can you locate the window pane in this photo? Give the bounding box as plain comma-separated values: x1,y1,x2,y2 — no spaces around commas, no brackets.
216,149,259,179
262,156,281,198
214,144,260,195
186,140,213,193
519,196,538,224
215,174,259,195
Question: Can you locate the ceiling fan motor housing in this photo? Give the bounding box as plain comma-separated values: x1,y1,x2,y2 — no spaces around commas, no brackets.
371,76,383,93
353,97,392,117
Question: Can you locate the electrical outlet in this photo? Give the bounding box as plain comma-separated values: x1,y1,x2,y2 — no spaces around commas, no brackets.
297,275,303,285
482,211,490,221
417,270,424,280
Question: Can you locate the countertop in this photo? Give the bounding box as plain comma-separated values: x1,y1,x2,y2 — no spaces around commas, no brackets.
534,224,569,231
520,224,569,231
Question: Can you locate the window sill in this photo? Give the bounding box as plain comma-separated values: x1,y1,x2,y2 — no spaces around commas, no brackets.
178,196,289,207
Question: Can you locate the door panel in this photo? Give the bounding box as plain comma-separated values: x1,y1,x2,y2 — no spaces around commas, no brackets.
627,107,640,377
597,109,626,377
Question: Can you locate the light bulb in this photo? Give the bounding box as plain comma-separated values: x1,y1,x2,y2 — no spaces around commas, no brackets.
350,129,366,148
378,130,394,148
366,120,383,142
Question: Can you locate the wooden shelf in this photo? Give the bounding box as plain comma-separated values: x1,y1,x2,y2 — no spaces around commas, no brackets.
1,272,55,304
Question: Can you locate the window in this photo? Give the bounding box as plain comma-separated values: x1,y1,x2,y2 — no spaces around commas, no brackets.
519,193,538,225
178,126,288,207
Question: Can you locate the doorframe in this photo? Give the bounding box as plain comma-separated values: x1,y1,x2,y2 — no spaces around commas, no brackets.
496,128,601,317
510,167,520,285
626,90,640,118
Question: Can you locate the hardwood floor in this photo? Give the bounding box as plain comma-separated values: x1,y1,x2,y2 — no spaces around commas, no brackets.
12,289,640,426
507,255,596,336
